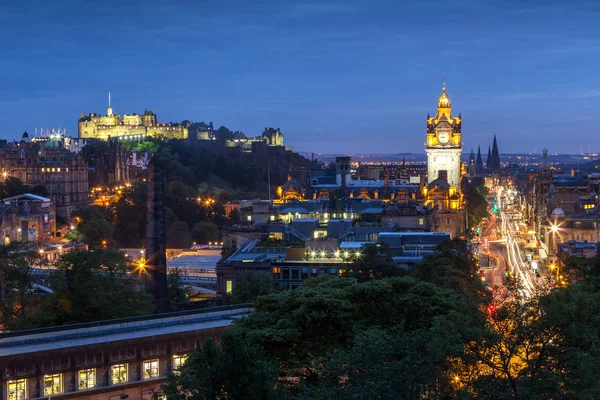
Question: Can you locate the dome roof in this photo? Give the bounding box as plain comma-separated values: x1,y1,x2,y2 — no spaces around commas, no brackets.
550,207,565,218
22,131,29,139
44,139,59,148
437,88,451,108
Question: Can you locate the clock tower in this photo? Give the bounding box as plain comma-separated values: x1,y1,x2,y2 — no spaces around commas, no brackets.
425,81,463,191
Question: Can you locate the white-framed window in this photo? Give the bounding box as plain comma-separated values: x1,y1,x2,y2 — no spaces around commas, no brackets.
78,368,96,390
143,359,159,380
7,379,26,400
43,373,62,396
172,354,188,371
111,363,128,384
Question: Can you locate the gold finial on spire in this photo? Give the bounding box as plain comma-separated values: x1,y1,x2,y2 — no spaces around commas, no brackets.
443,73,446,91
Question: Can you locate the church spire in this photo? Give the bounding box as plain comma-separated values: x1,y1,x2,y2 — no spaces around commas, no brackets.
491,134,500,172
486,145,492,169
476,145,484,175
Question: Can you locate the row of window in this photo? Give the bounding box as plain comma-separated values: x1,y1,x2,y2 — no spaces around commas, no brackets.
273,266,341,281
6,355,187,400
40,167,68,173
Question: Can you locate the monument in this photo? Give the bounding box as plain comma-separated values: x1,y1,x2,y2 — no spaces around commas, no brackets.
145,155,170,312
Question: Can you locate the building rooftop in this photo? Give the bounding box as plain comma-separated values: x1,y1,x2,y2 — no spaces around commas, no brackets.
0,305,252,358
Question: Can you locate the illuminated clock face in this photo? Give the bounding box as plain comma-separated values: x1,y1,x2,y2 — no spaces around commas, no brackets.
438,132,450,144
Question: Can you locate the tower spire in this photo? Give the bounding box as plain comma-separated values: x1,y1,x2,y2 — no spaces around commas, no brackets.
109,92,111,107
443,73,446,90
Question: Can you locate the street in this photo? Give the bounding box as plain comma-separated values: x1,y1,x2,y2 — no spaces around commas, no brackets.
476,187,542,298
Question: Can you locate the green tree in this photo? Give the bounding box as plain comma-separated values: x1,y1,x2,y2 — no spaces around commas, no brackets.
136,140,160,153
64,228,84,243
342,243,403,282
229,271,278,304
0,177,33,198
0,245,42,330
233,276,479,393
26,250,152,328
167,269,191,304
463,179,489,230
112,181,147,247
166,221,191,249
73,206,114,247
414,239,486,298
159,331,282,400
190,221,220,244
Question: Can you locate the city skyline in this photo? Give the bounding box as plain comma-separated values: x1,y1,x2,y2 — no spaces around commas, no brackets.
1,0,599,154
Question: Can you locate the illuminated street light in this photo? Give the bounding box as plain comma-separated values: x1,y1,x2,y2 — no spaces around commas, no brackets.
310,250,316,258
70,225,75,230
550,224,559,234
334,250,340,258
319,250,327,258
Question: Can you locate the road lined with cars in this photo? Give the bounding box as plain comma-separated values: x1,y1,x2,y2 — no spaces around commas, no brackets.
475,186,542,298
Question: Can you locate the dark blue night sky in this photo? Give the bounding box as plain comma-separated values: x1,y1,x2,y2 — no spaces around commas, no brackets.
1,0,599,153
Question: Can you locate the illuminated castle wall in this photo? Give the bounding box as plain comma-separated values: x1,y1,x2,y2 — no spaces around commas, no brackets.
78,101,188,140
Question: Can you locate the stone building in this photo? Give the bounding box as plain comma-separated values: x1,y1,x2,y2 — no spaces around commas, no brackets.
78,99,188,140
0,193,56,244
87,139,129,188
0,138,89,220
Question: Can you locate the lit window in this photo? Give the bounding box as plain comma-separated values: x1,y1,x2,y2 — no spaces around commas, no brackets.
246,215,252,221
57,168,61,172
41,168,45,172
172,354,188,371
111,364,128,384
43,374,62,396
419,218,425,225
7,379,26,400
52,168,55,172
66,168,69,172
226,280,233,294
143,360,159,380
78,368,96,390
